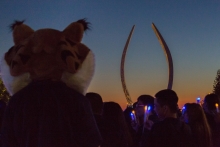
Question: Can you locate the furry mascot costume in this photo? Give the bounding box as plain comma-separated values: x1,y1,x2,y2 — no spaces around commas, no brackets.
0,19,102,147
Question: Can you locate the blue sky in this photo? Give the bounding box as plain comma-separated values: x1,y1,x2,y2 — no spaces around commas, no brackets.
1,1,220,109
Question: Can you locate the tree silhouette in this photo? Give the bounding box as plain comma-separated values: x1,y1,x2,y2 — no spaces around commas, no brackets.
213,69,220,98
0,78,10,103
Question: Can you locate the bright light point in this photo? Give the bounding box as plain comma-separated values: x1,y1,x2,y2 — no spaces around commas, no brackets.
144,106,147,111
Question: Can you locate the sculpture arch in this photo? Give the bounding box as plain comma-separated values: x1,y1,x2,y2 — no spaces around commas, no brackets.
120,24,173,106
120,25,135,107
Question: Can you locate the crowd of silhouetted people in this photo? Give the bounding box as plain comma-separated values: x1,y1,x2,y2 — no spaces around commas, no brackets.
0,89,220,147
86,90,220,147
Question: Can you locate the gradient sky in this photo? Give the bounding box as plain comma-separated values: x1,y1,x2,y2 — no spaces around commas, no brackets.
1,1,220,109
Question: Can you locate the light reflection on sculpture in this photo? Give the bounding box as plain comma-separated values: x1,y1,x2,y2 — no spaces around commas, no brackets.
152,23,173,89
120,25,135,107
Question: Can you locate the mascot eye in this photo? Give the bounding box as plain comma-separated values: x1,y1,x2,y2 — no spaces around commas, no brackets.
11,61,18,69
65,38,76,46
15,45,24,53
61,50,74,64
19,54,30,64
57,41,67,46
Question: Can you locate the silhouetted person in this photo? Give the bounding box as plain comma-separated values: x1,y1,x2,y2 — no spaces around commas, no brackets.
142,89,194,147
132,95,158,147
182,103,212,147
86,92,104,129
101,101,133,147
1,81,102,147
0,100,6,128
0,18,102,147
203,93,220,147
123,106,134,129
0,100,6,146
123,102,138,147
124,106,134,125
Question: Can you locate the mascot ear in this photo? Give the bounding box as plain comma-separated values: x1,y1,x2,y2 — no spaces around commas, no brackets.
10,20,34,45
63,18,90,43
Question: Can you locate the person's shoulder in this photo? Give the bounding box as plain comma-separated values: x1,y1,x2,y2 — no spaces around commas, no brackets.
154,117,178,126
149,113,159,123
180,121,191,131
151,119,168,132
152,118,189,131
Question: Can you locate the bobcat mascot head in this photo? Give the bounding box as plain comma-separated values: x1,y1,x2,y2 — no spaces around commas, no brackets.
1,19,94,95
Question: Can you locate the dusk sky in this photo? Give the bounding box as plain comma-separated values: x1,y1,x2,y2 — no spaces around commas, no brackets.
1,1,220,109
